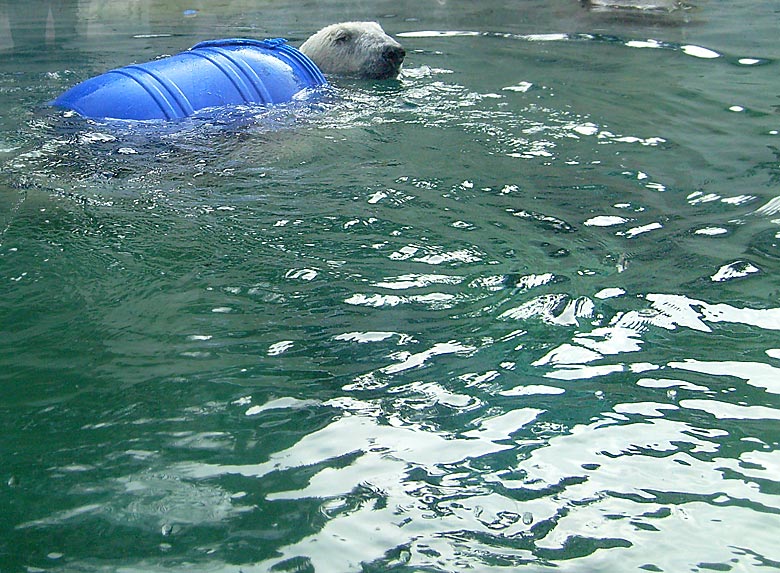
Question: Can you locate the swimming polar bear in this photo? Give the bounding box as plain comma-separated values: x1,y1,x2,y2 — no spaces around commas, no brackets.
50,21,406,120
300,21,406,79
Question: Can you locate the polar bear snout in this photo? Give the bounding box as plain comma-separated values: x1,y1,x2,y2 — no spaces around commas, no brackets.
369,44,405,79
383,45,405,68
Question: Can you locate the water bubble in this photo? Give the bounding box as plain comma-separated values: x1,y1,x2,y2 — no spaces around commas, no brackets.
522,511,534,525
161,523,173,537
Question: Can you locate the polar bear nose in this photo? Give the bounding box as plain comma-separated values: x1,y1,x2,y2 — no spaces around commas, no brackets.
383,45,406,66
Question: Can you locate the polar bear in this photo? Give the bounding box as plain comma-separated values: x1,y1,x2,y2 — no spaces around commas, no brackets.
300,21,405,80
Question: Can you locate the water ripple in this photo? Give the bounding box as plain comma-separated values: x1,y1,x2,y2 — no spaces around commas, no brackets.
2,7,779,572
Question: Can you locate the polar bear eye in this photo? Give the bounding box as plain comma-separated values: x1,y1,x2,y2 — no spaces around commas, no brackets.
333,30,353,44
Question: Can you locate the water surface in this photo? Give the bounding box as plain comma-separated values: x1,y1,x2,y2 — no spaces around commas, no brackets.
1,1,779,571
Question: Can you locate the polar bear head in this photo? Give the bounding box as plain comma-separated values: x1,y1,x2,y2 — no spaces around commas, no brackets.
299,22,405,79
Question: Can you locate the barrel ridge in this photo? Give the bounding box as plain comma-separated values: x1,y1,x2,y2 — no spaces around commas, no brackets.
190,38,327,88
113,65,195,119
275,42,327,87
187,48,270,105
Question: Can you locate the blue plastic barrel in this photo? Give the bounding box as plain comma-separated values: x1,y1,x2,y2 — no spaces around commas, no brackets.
51,38,328,121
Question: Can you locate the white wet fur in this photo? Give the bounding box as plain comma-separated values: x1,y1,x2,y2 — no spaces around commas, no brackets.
299,21,405,79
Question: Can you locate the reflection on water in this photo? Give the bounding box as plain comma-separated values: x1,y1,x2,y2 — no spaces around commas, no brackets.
0,0,78,50
0,0,266,52
2,0,780,571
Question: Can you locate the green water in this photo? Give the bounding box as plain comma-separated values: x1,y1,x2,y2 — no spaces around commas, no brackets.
2,1,779,571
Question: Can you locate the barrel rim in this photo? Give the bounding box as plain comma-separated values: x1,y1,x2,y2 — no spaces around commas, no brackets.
190,37,289,51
